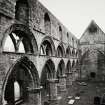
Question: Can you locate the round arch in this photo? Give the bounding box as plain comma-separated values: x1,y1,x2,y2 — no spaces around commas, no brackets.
40,36,56,56
2,56,39,105
2,24,38,54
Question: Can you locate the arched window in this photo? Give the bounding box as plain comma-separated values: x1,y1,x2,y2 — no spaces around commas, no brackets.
59,26,62,41
15,0,29,24
14,81,21,101
3,35,15,52
66,46,71,57
3,32,25,53
72,38,74,47
57,60,65,78
57,46,63,57
66,61,71,73
67,33,69,42
41,40,52,56
18,42,25,53
40,37,55,56
3,31,34,53
44,13,51,35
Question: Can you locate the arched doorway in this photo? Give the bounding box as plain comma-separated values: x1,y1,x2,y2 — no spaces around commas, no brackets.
40,59,56,104
2,57,39,105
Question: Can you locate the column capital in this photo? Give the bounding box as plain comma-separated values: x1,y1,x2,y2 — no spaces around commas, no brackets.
59,74,67,78
66,72,73,74
27,86,43,93
47,79,59,83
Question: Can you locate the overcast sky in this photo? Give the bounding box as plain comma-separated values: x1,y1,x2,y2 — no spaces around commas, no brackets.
39,0,105,38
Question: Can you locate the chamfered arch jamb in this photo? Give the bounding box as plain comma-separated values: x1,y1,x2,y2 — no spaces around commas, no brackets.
2,24,38,54
40,36,56,56
2,56,40,104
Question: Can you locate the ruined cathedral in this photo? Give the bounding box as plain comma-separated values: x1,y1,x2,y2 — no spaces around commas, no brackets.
0,0,105,105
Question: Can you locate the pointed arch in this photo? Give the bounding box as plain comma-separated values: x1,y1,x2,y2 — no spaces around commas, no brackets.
2,56,39,105
80,49,105,80
66,46,71,57
66,60,72,73
72,48,75,56
72,60,75,68
59,26,63,40
40,36,55,56
40,59,55,84
44,13,51,35
57,59,65,78
57,43,65,57
40,59,55,102
2,24,38,54
15,0,29,24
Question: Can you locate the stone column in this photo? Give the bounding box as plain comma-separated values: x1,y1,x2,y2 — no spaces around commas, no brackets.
27,86,42,105
66,72,73,87
58,75,67,92
47,79,58,105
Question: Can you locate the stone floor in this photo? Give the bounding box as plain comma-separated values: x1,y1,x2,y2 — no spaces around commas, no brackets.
57,81,105,105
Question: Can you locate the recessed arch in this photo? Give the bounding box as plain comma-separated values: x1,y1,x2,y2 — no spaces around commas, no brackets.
40,59,55,103
2,24,38,54
72,48,75,56
66,60,71,73
57,59,65,78
57,43,65,57
80,49,105,80
40,36,55,56
44,13,51,35
72,60,75,68
15,0,29,24
2,56,39,105
59,26,63,40
66,46,71,57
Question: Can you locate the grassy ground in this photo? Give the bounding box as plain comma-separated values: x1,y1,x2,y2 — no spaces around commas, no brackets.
58,81,105,105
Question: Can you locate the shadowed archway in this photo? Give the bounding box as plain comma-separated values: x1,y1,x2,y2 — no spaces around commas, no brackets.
2,56,39,105
40,59,55,104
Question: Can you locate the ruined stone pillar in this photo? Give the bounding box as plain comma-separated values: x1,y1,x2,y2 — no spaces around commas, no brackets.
58,75,67,92
66,72,73,86
27,87,42,105
47,79,58,105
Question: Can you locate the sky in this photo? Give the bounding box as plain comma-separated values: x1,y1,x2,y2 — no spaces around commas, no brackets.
39,0,105,38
